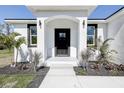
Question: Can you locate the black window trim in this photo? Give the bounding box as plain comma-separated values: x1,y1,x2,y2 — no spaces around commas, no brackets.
87,24,97,47
27,24,37,47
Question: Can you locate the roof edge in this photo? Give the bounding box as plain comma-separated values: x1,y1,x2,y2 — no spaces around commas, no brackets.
88,6,124,20
88,18,106,20
5,18,36,20
105,6,124,20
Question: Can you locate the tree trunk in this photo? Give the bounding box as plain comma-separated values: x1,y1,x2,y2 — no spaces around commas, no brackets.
9,49,14,67
33,61,36,72
15,48,19,67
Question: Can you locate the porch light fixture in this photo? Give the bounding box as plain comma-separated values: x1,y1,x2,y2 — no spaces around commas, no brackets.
39,20,42,29
83,20,85,28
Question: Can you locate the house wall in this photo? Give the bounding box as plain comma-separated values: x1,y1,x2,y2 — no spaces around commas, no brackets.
13,24,28,42
97,23,108,42
108,14,124,38
107,14,124,64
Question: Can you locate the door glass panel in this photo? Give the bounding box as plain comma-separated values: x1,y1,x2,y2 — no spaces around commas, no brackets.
59,33,66,38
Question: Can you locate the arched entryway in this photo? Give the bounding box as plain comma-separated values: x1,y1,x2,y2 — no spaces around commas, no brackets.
44,15,79,59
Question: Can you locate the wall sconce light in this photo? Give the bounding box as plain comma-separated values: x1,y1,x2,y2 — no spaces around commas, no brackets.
82,20,85,28
39,20,42,29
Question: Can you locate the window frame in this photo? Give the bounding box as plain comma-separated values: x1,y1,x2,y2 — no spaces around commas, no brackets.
27,24,37,47
87,24,97,47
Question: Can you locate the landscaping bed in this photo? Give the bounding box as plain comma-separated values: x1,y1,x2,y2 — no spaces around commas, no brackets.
0,63,35,74
27,67,50,88
0,63,50,88
74,62,124,76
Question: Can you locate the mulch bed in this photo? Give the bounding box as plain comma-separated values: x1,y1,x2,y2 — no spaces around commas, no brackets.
0,63,50,88
27,67,50,88
74,62,124,76
0,64,33,75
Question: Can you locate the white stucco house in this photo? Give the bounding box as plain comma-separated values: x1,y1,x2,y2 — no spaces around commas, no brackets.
4,5,124,66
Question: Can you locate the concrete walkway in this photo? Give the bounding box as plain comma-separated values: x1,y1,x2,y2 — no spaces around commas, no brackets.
77,76,124,88
39,64,81,88
39,64,124,88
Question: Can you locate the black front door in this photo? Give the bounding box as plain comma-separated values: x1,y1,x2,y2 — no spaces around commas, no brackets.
55,28,70,56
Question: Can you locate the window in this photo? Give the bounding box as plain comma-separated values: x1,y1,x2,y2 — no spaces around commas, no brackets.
87,24,97,47
59,33,66,38
28,24,37,47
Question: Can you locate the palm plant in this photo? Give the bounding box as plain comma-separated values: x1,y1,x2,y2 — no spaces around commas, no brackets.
14,37,26,66
81,48,93,62
0,33,6,49
33,51,42,72
80,48,93,70
0,24,4,34
3,32,20,52
97,38,117,64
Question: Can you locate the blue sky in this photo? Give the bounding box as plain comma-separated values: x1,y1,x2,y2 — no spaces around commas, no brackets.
0,5,124,23
0,5,35,23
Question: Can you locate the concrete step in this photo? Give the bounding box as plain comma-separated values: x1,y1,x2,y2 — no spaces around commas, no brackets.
46,62,78,66
45,57,79,66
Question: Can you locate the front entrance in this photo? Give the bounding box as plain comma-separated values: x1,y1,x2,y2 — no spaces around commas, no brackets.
55,28,70,56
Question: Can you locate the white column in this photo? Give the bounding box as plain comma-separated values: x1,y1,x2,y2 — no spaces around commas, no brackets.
37,18,46,64
77,17,87,59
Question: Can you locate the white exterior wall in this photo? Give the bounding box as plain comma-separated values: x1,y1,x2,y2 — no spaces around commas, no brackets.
77,17,87,60
97,23,108,42
108,14,124,64
13,24,28,42
37,18,46,63
108,14,124,38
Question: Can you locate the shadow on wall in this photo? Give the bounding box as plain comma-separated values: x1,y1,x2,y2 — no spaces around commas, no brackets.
110,24,124,64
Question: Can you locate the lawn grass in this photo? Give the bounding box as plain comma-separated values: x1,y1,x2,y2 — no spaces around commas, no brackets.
0,49,38,88
0,74,35,88
0,49,13,58
0,49,14,67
